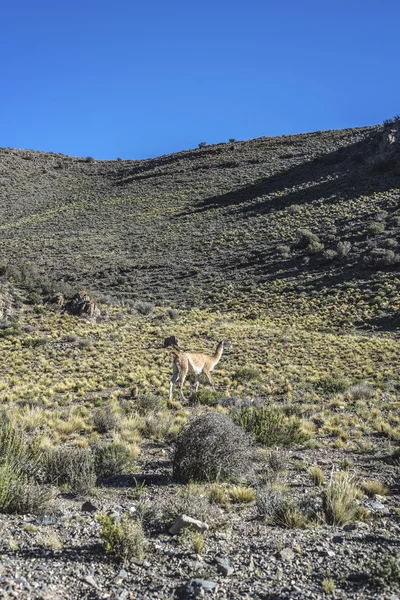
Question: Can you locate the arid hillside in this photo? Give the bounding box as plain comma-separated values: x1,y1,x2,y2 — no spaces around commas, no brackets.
1,122,399,329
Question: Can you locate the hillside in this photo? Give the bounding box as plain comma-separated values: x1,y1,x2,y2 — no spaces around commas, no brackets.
1,123,400,330
0,123,400,600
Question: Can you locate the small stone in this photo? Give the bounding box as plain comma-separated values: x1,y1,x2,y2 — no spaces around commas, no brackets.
214,557,234,576
332,536,345,544
169,514,209,535
187,578,218,592
343,523,356,531
114,569,128,584
81,501,98,513
278,548,295,561
366,500,386,511
84,574,100,589
34,515,60,526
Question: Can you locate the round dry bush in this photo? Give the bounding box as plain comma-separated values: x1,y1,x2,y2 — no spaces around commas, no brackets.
172,412,253,483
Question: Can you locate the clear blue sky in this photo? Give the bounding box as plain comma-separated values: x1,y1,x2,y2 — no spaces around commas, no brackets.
1,0,398,159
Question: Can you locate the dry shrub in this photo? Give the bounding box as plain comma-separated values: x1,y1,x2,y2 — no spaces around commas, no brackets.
173,412,253,483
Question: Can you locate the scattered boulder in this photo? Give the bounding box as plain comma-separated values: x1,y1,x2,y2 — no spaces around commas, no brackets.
63,290,100,319
164,335,180,349
169,514,209,535
214,556,234,576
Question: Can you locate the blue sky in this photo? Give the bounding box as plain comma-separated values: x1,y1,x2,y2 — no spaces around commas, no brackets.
1,0,398,159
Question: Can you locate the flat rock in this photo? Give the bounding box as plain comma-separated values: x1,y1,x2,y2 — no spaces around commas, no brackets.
169,514,209,535
81,501,98,512
278,548,295,561
214,556,234,576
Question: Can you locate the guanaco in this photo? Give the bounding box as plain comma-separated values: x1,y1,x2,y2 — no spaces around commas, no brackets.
169,340,226,401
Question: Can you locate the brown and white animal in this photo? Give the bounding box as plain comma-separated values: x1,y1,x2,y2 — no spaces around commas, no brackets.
169,340,226,401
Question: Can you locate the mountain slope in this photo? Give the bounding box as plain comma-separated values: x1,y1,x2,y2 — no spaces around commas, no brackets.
1,124,399,328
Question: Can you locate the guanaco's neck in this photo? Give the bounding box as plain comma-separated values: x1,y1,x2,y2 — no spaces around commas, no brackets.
213,342,224,364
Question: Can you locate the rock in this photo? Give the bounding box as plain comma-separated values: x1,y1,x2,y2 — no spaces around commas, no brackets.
332,536,345,544
278,548,295,561
214,557,234,576
84,574,100,589
81,501,98,513
169,514,209,535
164,335,180,348
114,569,128,585
366,500,386,511
343,523,357,531
187,578,218,592
34,515,60,526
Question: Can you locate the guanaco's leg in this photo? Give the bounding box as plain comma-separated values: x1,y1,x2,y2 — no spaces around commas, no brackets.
194,375,200,392
179,364,189,401
204,370,215,390
169,361,180,400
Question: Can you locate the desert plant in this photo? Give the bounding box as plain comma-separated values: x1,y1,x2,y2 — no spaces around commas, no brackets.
188,388,219,406
198,142,207,148
135,301,154,316
361,479,389,497
346,382,376,400
97,512,144,565
309,465,324,486
233,366,262,383
229,486,256,504
42,447,96,495
322,578,335,594
269,450,288,473
93,442,136,479
336,240,352,258
93,407,118,433
233,406,310,446
172,412,253,483
368,550,400,589
317,375,350,395
322,471,361,525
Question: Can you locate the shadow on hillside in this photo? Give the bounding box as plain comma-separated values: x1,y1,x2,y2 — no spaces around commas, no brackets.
178,131,397,217
6,543,107,564
106,146,230,186
101,472,170,488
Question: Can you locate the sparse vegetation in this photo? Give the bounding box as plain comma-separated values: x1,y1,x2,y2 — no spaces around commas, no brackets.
97,512,144,565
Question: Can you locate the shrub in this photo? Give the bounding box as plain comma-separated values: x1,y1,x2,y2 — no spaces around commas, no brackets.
323,249,338,262
93,442,136,479
229,138,236,143
198,142,207,148
188,388,219,406
85,156,95,163
317,375,350,395
93,407,118,433
307,241,324,255
256,487,307,527
269,450,288,473
346,382,376,400
233,406,310,446
368,222,386,235
276,245,291,257
97,513,144,565
322,471,361,525
0,424,50,514
369,550,400,589
172,412,253,483
336,241,352,258
297,229,320,248
363,248,399,267
42,447,96,495
167,308,179,321
233,366,262,383
135,301,154,316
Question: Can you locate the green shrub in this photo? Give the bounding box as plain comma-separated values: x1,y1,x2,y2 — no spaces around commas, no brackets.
369,551,400,589
42,447,96,495
188,388,220,406
233,367,262,383
233,406,310,446
317,375,350,395
97,512,144,565
368,222,386,235
93,442,136,479
0,423,49,514
93,407,118,433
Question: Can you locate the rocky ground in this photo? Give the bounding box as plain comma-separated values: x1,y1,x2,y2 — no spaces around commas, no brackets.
1,440,399,600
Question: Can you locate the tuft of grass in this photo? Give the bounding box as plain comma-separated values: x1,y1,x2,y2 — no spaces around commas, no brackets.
97,512,144,565
309,465,324,486
369,550,400,589
191,531,204,555
37,532,63,551
228,486,256,504
361,479,389,498
208,484,230,507
322,471,361,525
93,441,136,479
322,577,335,595
233,367,263,383
233,405,311,447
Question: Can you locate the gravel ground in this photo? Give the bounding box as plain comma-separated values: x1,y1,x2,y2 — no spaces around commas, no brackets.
1,441,399,600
